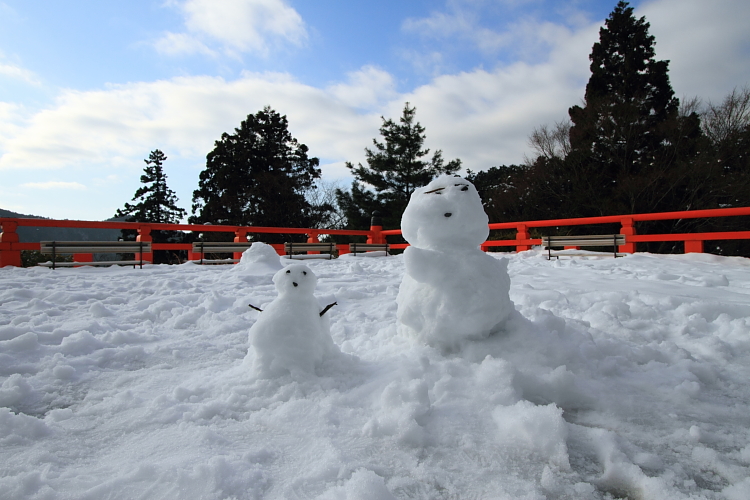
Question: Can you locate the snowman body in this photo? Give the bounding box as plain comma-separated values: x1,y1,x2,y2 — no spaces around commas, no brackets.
396,175,513,349
248,264,336,377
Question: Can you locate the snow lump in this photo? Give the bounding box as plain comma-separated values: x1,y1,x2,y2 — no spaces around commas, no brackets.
245,264,339,378
397,175,514,350
233,242,283,275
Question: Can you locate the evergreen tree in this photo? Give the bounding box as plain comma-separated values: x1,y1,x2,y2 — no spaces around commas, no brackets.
190,107,329,240
336,103,461,229
115,149,187,263
565,1,707,217
116,149,186,225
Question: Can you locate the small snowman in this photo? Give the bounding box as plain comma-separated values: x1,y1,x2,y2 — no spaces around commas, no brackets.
246,264,338,378
396,174,514,350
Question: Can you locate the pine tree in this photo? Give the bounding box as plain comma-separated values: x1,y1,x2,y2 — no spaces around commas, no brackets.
563,0,707,217
189,107,328,240
336,102,461,229
115,149,187,263
116,149,186,225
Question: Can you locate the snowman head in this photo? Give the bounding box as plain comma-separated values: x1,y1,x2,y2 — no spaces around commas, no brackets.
273,264,317,296
401,175,489,250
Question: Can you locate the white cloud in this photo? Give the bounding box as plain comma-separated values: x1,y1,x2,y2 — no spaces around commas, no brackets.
327,66,398,111
22,181,86,190
156,0,308,57
403,6,511,56
0,62,40,86
401,0,582,63
0,72,380,174
638,0,750,101
153,32,216,57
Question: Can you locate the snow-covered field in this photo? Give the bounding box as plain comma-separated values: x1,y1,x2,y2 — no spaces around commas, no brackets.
2,250,750,499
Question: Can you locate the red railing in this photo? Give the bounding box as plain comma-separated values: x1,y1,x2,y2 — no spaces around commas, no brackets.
2,206,750,267
382,206,750,254
0,219,384,267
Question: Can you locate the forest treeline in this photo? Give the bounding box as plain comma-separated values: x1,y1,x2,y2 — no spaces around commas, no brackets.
115,1,749,257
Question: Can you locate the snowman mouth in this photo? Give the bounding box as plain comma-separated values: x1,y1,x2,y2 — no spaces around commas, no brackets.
444,213,452,218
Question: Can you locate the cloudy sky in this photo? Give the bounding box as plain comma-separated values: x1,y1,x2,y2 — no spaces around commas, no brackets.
1,0,749,221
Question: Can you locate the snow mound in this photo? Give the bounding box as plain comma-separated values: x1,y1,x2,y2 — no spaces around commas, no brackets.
397,175,514,349
234,242,283,275
1,250,750,498
246,264,340,378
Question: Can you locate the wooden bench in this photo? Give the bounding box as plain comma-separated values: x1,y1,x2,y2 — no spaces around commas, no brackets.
284,241,338,259
191,242,254,264
541,234,626,259
348,243,390,256
39,241,152,269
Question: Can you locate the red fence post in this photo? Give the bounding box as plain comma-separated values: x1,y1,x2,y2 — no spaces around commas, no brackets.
620,218,637,254
305,232,319,255
234,229,248,262
368,211,384,245
516,224,531,252
137,225,153,264
684,240,704,253
73,253,93,264
0,219,22,267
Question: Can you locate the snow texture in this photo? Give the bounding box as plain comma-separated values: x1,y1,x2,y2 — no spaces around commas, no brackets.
397,175,513,349
1,250,750,499
246,264,339,378
234,242,283,275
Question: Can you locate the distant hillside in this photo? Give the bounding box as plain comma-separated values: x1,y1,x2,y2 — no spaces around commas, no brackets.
1,208,124,242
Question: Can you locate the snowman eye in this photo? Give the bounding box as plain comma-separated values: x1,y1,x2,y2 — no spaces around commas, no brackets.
303,271,307,275
455,183,469,191
286,270,290,274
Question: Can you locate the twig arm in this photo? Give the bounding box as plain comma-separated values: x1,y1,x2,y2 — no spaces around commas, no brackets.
320,302,337,317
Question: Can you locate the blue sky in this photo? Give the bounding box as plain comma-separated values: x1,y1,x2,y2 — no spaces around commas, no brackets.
1,0,749,221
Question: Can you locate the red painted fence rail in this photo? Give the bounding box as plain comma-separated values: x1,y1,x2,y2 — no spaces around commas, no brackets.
382,206,750,253
0,219,381,267
2,206,750,267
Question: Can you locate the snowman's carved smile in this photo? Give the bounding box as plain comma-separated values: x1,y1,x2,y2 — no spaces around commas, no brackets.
444,213,452,218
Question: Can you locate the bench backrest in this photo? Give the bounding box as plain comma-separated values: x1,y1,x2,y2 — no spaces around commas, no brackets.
349,243,390,252
541,235,625,247
191,242,254,253
40,241,152,254
284,242,336,253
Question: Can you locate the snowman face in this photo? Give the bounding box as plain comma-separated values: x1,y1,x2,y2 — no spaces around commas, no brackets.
272,264,317,296
401,175,489,250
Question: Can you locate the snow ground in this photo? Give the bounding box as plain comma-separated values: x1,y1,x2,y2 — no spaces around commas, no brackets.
1,250,750,499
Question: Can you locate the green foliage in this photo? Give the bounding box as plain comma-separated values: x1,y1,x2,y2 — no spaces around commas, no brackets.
116,150,187,225
336,103,461,229
566,0,696,217
471,2,750,256
190,107,330,241
116,149,187,263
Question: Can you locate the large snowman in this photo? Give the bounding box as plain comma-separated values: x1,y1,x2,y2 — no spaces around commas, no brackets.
396,174,514,350
246,264,339,378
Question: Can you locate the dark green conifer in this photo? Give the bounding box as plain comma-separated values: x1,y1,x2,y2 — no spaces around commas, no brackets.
116,149,186,225
190,107,330,239
336,102,461,229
